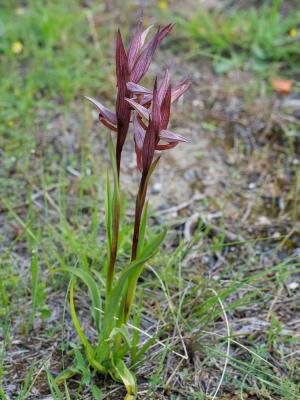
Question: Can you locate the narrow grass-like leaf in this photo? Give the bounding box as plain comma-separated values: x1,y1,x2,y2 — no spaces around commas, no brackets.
112,358,137,399
106,134,121,294
2,199,37,242
137,202,148,256
17,363,35,400
29,248,38,328
69,282,94,353
46,368,64,400
134,336,157,364
105,170,112,251
130,290,144,362
55,267,101,331
91,384,103,399
108,134,119,188
0,281,8,316
101,229,166,341
124,229,167,322
0,387,8,400
69,281,106,374
55,365,80,384
139,157,160,207
109,325,131,358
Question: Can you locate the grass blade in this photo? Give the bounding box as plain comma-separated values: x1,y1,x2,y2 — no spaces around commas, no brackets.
55,267,101,332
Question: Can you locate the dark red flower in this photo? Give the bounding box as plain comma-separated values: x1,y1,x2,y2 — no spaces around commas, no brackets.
125,71,190,170
85,19,174,174
85,19,174,129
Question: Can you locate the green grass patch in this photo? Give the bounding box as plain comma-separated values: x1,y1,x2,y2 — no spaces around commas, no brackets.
176,0,300,75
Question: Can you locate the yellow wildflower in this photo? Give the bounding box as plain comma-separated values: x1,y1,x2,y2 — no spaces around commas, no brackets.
290,28,298,38
12,41,23,54
158,0,168,10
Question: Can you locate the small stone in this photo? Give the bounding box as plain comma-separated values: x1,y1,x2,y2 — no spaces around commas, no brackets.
151,182,162,194
192,99,203,108
273,231,281,239
257,216,271,225
184,169,197,182
288,282,299,290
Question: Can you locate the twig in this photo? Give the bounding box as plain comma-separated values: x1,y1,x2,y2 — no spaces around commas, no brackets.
157,192,205,215
209,288,231,400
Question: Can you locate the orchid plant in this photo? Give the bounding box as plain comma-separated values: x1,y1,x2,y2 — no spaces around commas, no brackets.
58,17,190,399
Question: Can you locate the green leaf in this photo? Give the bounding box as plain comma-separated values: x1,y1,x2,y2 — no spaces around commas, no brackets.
139,157,160,207
108,134,119,191
55,267,101,331
0,387,8,400
29,248,38,328
46,369,64,400
91,384,102,400
134,336,157,363
105,170,112,251
141,228,167,260
109,325,131,358
137,202,148,256
130,290,144,362
69,281,94,354
55,366,80,384
101,229,166,340
69,281,106,374
112,358,136,399
106,133,121,295
74,348,86,371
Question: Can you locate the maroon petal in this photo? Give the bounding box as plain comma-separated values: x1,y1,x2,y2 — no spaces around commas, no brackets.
156,142,178,150
99,116,118,132
133,114,146,149
116,30,130,125
127,19,142,72
85,96,117,125
158,69,170,106
140,93,153,105
151,78,161,134
125,98,150,120
127,82,152,95
142,79,160,173
116,29,131,169
160,85,171,130
116,30,129,88
130,23,174,83
140,25,153,47
157,22,175,42
171,79,191,103
130,27,160,83
159,129,190,143
135,142,143,171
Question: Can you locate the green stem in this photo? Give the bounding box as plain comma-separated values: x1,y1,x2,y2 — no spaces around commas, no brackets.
106,193,120,296
123,173,148,322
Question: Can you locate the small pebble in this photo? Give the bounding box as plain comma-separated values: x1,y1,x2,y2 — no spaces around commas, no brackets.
184,169,198,182
288,282,299,290
273,232,281,239
151,182,162,194
257,216,270,225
